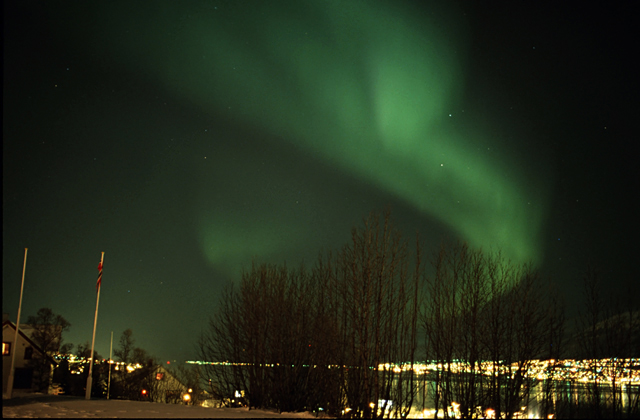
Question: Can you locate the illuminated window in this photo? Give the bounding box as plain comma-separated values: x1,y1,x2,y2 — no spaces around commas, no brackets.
24,347,33,360
156,372,164,381
2,342,10,356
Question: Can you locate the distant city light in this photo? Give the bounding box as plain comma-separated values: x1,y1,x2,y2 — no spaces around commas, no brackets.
184,358,640,385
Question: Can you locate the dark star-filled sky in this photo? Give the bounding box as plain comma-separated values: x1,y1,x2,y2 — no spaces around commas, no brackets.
3,1,637,363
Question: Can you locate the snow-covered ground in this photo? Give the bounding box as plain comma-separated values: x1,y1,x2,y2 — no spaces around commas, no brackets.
2,393,316,418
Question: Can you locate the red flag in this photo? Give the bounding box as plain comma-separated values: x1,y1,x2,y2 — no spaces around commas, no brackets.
96,261,103,292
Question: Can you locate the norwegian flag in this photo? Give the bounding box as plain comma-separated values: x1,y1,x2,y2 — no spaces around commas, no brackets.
96,261,103,292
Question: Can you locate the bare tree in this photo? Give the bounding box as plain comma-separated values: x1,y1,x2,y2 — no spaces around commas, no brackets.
501,269,547,418
26,307,70,392
602,285,640,419
423,243,552,419
423,243,490,419
576,266,605,418
539,282,566,420
330,210,421,418
110,329,156,400
114,329,135,364
307,252,348,416
198,283,245,406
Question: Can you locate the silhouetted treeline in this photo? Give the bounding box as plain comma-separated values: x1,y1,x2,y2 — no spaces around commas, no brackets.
199,211,420,417
198,210,639,418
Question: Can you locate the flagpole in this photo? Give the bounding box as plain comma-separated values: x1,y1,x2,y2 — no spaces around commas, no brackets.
107,330,113,399
85,252,104,400
6,248,28,399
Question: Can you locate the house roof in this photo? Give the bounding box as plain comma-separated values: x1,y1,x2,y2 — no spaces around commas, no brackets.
153,365,188,389
2,320,58,366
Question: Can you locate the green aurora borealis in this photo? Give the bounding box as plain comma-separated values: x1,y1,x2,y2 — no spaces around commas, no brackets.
93,0,549,270
12,0,638,363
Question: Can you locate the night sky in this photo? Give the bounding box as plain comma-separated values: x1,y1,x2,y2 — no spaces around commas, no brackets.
3,1,637,363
